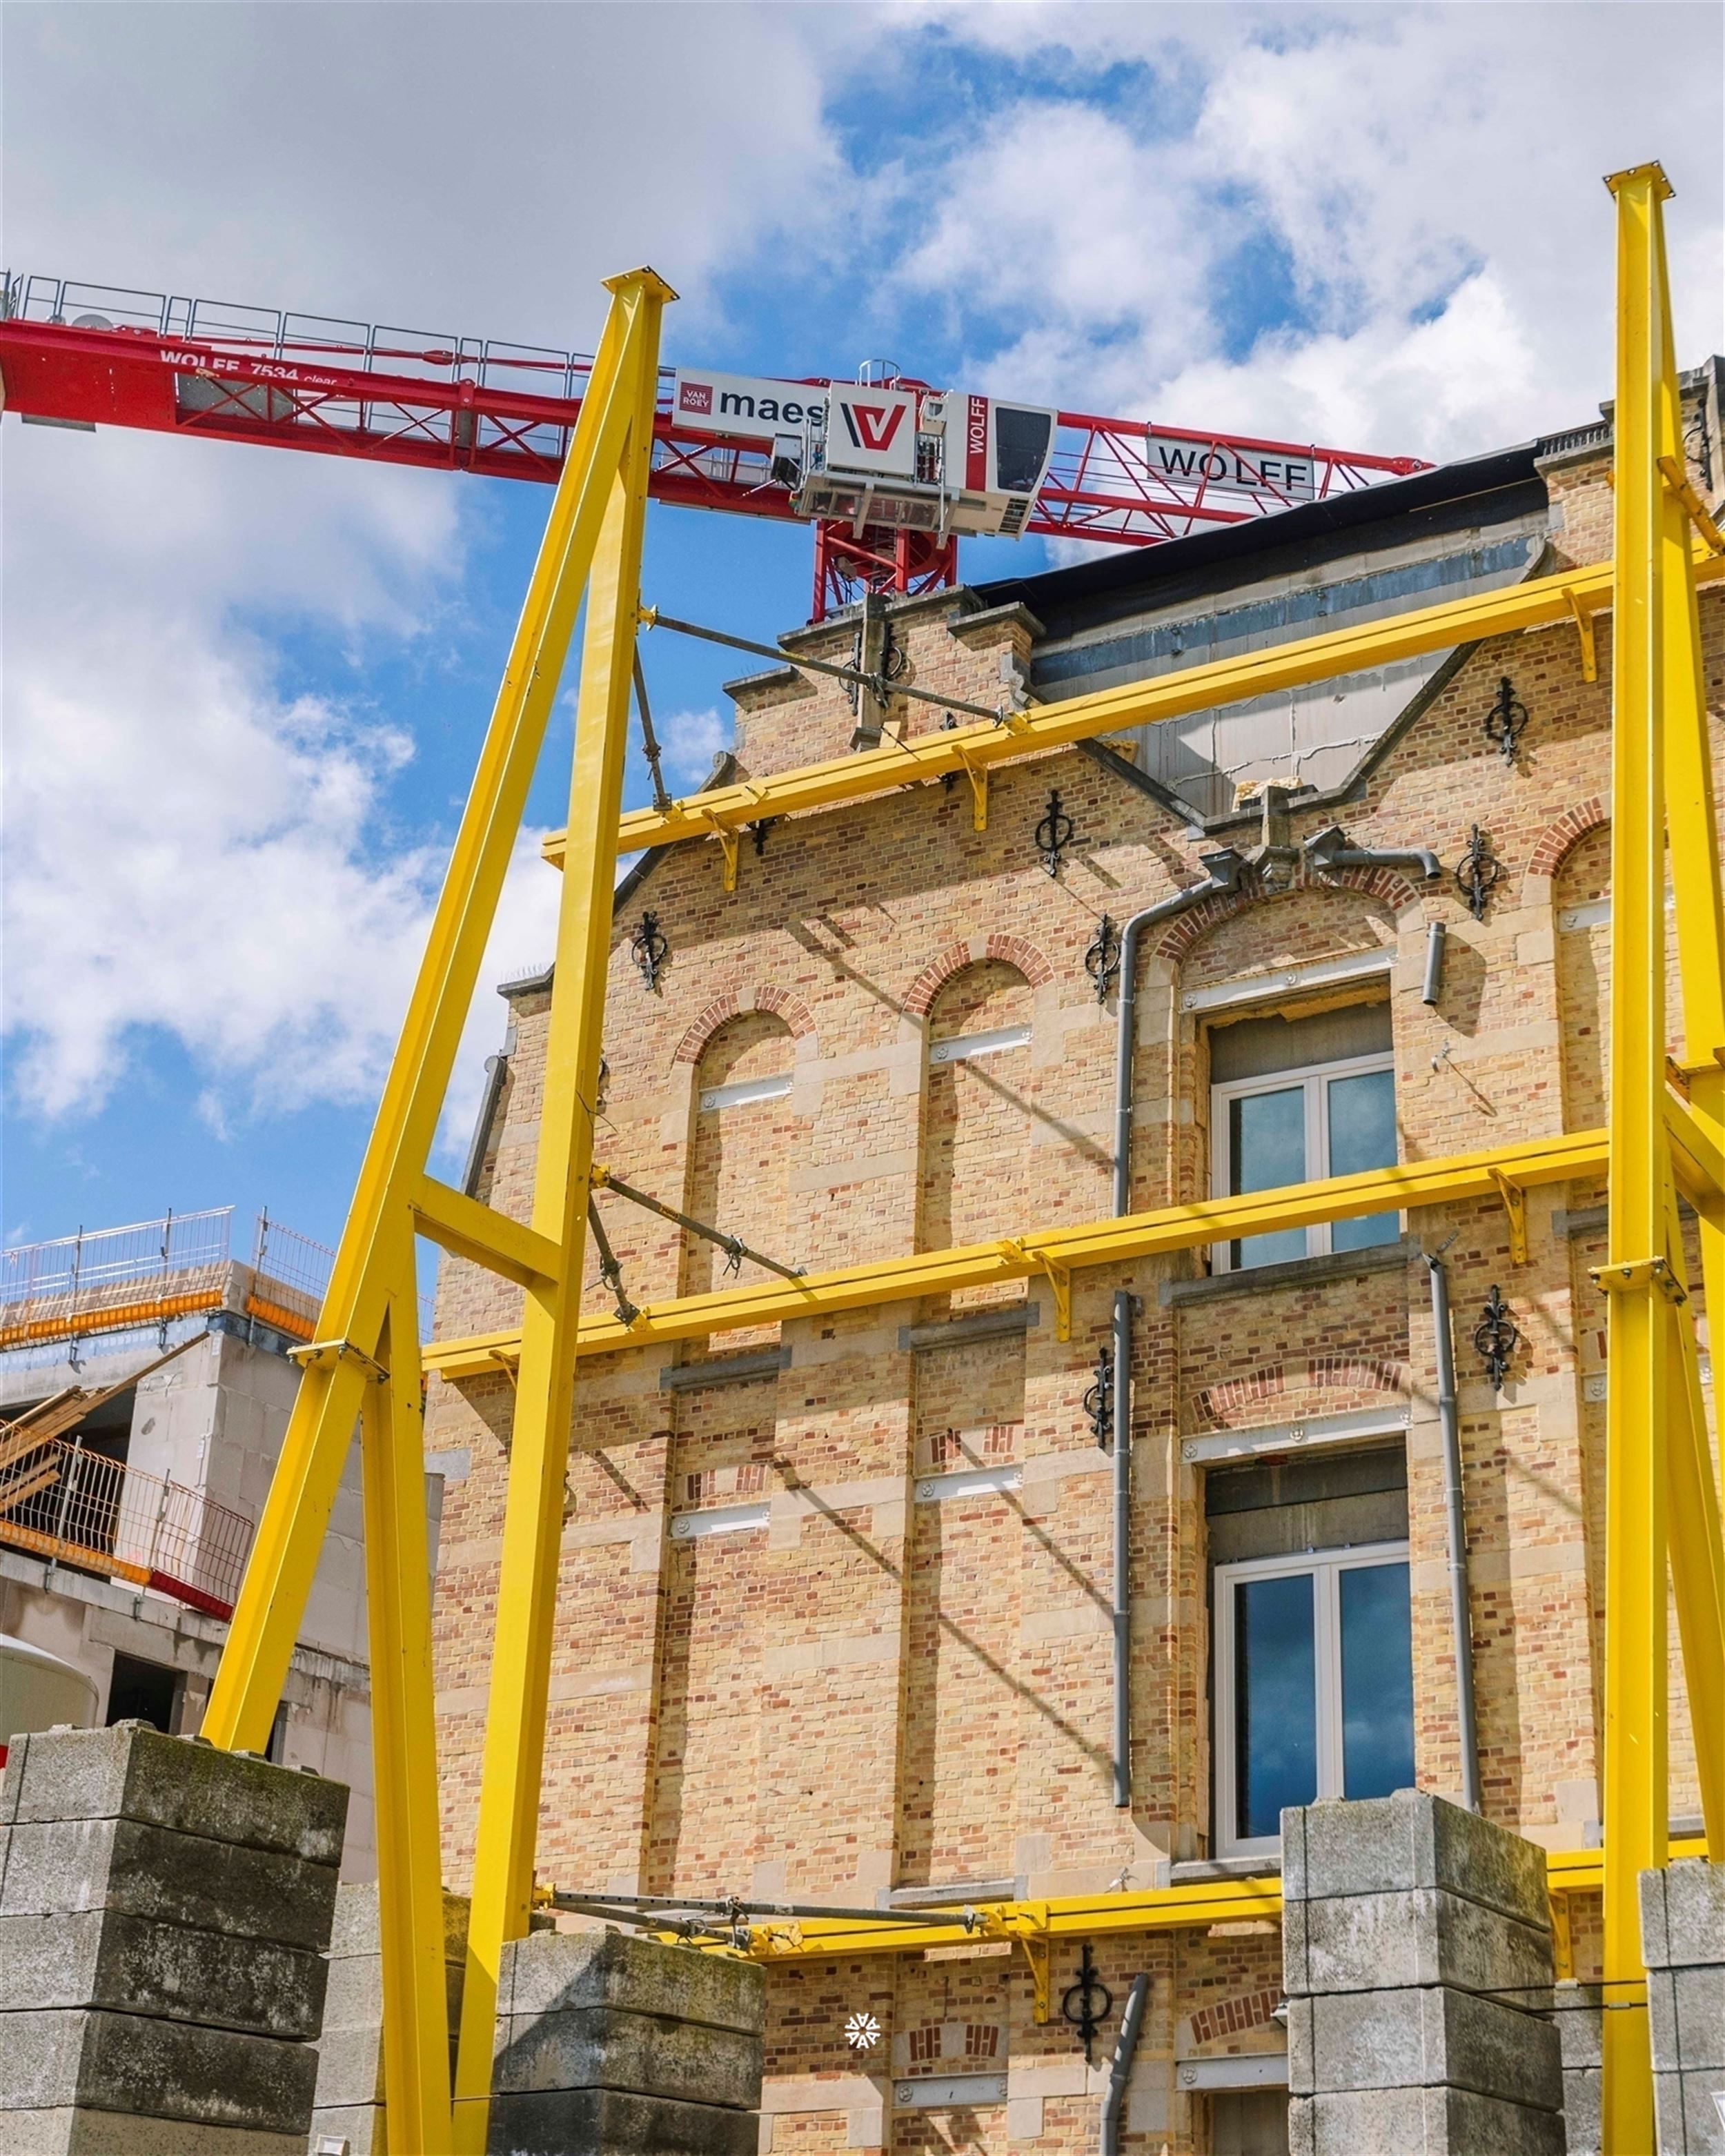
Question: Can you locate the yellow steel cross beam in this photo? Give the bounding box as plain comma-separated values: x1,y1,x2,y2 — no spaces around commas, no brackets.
201,266,675,2156
542,546,1725,875
424,1129,1613,1375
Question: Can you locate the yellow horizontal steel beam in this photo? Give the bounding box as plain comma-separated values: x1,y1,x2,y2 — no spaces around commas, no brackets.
425,1127,1606,1377
625,1839,1712,1970
410,1174,563,1291
543,550,1725,866
1666,1094,1725,1206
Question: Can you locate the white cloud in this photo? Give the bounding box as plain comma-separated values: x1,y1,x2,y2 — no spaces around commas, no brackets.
658,705,733,791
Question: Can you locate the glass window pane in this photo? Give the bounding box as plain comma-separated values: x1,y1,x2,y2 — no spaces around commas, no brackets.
1234,1572,1317,1840
1228,1087,1308,1269
1339,1562,1415,1799
1327,1067,1399,1252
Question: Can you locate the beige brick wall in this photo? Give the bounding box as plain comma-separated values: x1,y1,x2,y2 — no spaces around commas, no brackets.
424,458,1725,2147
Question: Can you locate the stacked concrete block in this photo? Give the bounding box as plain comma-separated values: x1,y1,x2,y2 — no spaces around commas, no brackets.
1550,1981,1604,2155
488,1927,763,2156
309,1880,470,2155
0,1721,346,2155
1282,1790,1564,2155
1642,1859,1725,2153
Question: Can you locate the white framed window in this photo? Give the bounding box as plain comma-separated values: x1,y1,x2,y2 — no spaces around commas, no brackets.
1208,1002,1399,1272
1212,1541,1414,1859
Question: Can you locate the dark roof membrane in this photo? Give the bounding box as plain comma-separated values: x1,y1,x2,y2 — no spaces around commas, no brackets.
974,444,1547,643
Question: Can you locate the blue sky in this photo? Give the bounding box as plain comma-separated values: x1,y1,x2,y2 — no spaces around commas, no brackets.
4,1,1722,1267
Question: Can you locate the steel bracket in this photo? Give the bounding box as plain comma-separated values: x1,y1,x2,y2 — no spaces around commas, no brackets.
1658,454,1725,555
1488,1168,1529,1265
288,1337,387,1381
949,746,988,831
699,817,740,895
1018,1932,1051,2024
1590,1255,1688,1304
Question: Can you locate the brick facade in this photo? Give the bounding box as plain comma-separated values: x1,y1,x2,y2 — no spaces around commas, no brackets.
424,433,1725,2150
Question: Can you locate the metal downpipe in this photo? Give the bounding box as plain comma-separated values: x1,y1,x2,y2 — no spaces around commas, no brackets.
1424,1247,1482,1812
1108,852,1245,1808
1303,825,1443,884
1101,1970,1151,2156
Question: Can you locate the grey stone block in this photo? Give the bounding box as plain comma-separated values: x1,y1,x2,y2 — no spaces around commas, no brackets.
1562,2064,1601,2156
1282,1791,1550,1929
321,1952,463,2037
1288,2084,1567,2155
0,1817,337,1952
1286,1986,1562,2109
0,2110,306,2155
0,1910,326,2038
1650,1965,1725,2075
492,2004,762,2110
1550,1982,1604,2070
0,1727,346,1866
1655,2068,1725,2154
1283,1885,1552,2001
498,1930,765,2037
485,2086,761,2156
1645,1863,1725,1971
309,2101,386,2155
326,1881,470,1962
0,2008,317,2133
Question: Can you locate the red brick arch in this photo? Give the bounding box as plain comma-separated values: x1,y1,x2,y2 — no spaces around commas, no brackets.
1525,796,1608,898
1190,1354,1406,1430
1157,871,1409,966
672,985,816,1066
903,933,1054,1018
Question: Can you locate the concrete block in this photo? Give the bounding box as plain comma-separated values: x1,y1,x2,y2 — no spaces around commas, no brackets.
1562,2066,1601,2156
485,2086,762,2156
0,2008,317,2133
308,2101,385,2155
0,1726,346,1866
1644,1863,1725,1971
492,2004,764,2110
1285,1986,1561,2109
321,1951,463,2036
499,1930,765,2037
1650,1966,1725,2075
0,1910,326,2038
1281,1791,1550,1929
0,1816,338,1952
326,1881,470,1962
1283,1885,1552,2000
1287,2084,1567,2155
0,2112,306,2155
1654,2068,1725,2154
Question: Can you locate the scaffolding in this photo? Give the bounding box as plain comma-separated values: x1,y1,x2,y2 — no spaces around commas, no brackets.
200,172,1725,2153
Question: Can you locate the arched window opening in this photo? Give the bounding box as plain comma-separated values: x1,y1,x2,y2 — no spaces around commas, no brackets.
684,1011,803,1298
918,960,1035,1256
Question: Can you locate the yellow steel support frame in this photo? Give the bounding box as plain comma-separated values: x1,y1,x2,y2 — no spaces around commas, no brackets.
1599,164,1725,2151
201,266,673,2156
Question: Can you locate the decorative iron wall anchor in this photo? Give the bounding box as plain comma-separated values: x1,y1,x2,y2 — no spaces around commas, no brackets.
1474,1285,1520,1394
1085,914,1121,1003
1036,789,1076,877
631,911,669,991
1083,1345,1114,1446
1484,677,1528,764
1455,825,1502,920
749,818,776,858
1061,1941,1113,2066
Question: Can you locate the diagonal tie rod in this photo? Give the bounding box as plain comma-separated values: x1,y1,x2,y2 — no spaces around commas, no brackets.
591,1164,806,1281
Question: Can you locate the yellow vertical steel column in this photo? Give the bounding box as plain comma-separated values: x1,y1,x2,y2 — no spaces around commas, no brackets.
451,270,672,2156
203,277,649,1754
1599,160,1675,2156
359,1260,453,2153
1650,183,1725,1863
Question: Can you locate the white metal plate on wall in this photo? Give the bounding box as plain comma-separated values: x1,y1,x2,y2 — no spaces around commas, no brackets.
1181,949,1390,1016
929,1025,1032,1067
670,1501,770,1541
1182,1408,1408,1466
915,1465,1023,1503
700,1073,793,1111
894,2074,1008,2109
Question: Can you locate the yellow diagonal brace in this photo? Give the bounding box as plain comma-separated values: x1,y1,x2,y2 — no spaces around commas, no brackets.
1663,1189,1725,1857
451,269,671,2156
1599,157,1675,2156
410,1173,563,1289
361,1258,453,2154
540,548,1725,865
204,266,651,1757
424,1129,1607,1376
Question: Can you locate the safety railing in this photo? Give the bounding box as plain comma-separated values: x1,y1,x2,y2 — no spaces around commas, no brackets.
0,1425,253,1617
0,1209,235,1349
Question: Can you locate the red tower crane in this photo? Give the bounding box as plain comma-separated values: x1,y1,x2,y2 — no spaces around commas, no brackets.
0,271,1430,620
